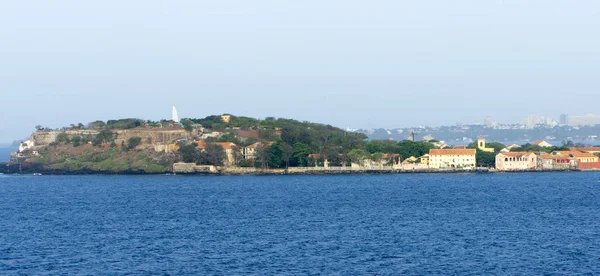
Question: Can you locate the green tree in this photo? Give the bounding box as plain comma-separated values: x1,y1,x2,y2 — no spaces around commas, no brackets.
178,143,199,163
371,152,384,165
486,142,506,152
127,137,142,150
94,130,115,146
205,143,226,166
292,143,311,167
217,132,241,144
268,143,284,168
255,143,271,169
106,118,144,129
476,149,496,167
323,149,342,166
87,120,106,129
397,140,436,159
56,133,70,145
365,140,398,154
72,136,82,147
258,128,276,140
347,149,368,165
279,142,293,169
180,119,194,132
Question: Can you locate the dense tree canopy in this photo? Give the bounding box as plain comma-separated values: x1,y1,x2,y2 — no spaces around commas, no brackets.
509,143,569,153
177,143,225,166
106,119,145,129
127,137,142,150
475,149,496,167
186,115,368,163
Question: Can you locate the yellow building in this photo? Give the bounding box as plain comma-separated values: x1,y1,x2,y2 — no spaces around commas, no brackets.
575,152,599,163
428,149,477,169
221,114,231,123
402,156,418,164
420,154,430,165
477,137,495,153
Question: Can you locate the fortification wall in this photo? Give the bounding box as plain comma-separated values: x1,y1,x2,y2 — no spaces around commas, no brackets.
114,129,188,146
30,128,188,147
31,130,101,146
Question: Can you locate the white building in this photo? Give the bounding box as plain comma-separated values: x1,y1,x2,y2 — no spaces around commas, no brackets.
533,140,553,148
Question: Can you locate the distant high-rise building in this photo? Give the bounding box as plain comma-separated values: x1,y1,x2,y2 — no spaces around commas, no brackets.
569,114,600,126
484,116,494,127
523,114,554,127
525,115,541,128
172,105,179,123
560,114,569,125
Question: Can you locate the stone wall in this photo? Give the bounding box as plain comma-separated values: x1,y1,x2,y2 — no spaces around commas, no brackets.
29,128,188,149
31,130,101,146
114,129,188,146
172,162,217,173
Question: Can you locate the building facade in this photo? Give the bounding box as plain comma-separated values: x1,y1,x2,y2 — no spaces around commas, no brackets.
428,149,476,169
241,143,259,160
495,152,537,171
538,154,574,169
554,150,600,169
560,114,569,125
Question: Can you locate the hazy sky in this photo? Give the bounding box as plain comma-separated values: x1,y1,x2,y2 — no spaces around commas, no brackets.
1,0,599,143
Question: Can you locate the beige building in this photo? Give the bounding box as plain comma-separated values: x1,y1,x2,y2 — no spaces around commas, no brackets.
477,137,495,152
495,152,537,171
553,150,599,164
214,142,237,166
241,142,260,160
428,149,476,169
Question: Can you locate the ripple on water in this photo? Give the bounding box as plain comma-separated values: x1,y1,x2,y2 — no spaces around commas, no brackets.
1,173,600,274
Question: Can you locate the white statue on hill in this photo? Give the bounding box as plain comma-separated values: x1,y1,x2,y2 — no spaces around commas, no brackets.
172,105,179,123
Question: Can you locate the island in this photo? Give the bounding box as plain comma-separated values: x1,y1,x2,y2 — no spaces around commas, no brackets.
3,114,600,175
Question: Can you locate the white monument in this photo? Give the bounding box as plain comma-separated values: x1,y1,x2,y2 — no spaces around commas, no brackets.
172,105,179,123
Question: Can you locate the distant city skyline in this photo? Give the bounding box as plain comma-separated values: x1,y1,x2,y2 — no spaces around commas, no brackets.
4,109,600,144
480,113,600,128
1,1,600,143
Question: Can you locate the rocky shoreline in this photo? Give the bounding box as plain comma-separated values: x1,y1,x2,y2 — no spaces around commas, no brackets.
1,163,588,176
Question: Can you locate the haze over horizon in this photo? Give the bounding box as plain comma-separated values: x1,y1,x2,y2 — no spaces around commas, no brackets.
1,1,599,143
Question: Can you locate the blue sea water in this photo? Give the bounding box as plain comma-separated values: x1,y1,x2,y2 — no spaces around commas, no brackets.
1,173,600,274
0,147,15,162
